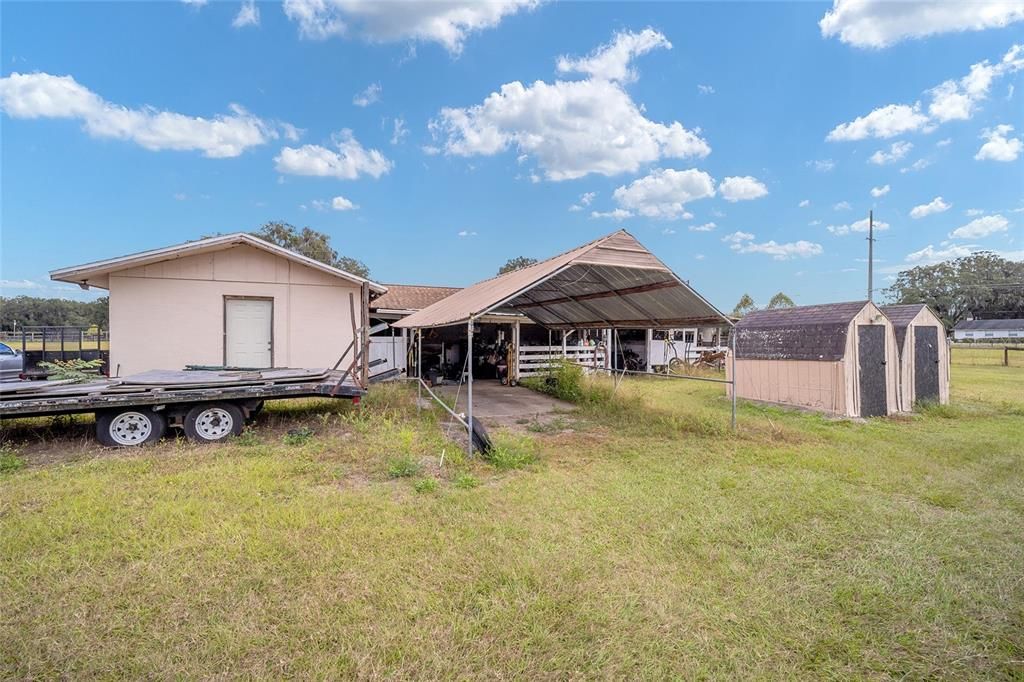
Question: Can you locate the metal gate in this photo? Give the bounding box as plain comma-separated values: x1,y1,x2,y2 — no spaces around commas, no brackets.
857,325,887,418
913,326,940,404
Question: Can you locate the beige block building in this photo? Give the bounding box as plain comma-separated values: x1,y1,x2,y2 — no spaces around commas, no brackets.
51,233,385,376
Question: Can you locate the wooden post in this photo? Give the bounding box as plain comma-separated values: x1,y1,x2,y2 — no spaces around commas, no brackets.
513,320,520,383
1005,346,1010,367
360,282,370,387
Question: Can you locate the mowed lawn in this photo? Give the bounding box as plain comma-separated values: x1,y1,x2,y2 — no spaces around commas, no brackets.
1,360,1022,678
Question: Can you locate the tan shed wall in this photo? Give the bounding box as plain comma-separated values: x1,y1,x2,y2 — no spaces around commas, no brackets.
726,302,900,418
107,245,359,376
895,309,950,409
727,359,847,415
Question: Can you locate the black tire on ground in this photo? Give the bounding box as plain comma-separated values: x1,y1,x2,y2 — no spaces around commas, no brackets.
245,400,266,423
470,416,492,455
95,408,167,447
183,402,244,444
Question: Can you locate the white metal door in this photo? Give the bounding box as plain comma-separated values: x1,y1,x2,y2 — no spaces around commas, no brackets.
225,298,272,368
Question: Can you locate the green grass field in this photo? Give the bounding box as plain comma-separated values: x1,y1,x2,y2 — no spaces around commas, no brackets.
1,361,1022,678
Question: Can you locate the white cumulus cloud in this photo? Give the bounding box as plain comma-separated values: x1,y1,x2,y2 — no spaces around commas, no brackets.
274,130,392,179
591,208,633,221
725,232,823,260
331,195,357,211
949,214,1009,239
869,140,912,164
689,222,716,232
871,184,890,197
232,0,260,28
428,29,710,181
975,124,1023,161
569,191,597,212
353,82,381,107
0,72,277,158
827,217,890,235
556,28,670,83
820,0,1024,48
282,0,536,54
718,175,768,202
611,168,715,219
799,199,810,207
827,44,1024,141
909,196,951,219
905,243,975,264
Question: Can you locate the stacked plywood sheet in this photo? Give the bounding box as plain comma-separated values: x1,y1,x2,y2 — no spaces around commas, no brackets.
0,368,331,401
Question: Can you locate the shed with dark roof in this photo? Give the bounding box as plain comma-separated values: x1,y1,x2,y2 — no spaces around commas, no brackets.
727,301,900,418
881,304,949,409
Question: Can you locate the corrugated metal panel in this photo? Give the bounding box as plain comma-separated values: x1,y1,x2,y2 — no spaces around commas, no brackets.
393,230,729,329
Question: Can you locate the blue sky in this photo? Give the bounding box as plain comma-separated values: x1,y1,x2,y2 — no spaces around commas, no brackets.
1,0,1022,312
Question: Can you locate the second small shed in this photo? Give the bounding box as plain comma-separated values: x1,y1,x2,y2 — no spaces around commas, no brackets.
728,301,900,418
880,304,949,409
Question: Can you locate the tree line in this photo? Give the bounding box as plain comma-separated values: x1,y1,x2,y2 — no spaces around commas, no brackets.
0,296,109,332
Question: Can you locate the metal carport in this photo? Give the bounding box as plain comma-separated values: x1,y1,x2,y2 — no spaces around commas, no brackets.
393,230,735,453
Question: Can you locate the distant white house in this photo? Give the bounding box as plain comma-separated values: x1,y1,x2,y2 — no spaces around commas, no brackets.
953,318,1024,341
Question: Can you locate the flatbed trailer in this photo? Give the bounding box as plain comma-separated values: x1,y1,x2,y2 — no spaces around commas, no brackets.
0,369,365,447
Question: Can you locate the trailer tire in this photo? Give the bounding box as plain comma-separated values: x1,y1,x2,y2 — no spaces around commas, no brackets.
96,408,167,447
184,402,244,444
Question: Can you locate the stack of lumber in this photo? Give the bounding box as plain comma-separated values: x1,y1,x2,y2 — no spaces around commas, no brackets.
0,368,331,401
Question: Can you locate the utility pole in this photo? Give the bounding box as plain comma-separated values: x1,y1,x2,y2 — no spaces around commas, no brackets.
866,210,875,302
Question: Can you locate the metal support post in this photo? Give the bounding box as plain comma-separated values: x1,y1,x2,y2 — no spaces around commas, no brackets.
645,329,653,374
416,328,422,408
466,319,474,457
730,330,737,431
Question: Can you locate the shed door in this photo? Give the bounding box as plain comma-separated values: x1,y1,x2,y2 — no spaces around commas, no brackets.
857,325,887,418
225,298,272,368
913,326,940,404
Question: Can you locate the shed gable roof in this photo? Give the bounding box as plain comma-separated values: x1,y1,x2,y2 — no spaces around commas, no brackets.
880,304,944,349
734,301,871,361
50,233,386,293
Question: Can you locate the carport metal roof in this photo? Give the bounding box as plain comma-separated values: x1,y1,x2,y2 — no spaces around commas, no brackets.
393,230,730,330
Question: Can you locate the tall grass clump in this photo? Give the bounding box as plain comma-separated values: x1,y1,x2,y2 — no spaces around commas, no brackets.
0,444,25,474
523,359,613,405
485,432,539,470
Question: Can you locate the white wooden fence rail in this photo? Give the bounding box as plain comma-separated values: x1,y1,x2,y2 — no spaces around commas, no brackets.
517,345,606,378
369,337,406,376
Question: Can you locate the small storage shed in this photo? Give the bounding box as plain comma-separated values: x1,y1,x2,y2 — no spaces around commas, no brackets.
728,301,900,418
880,304,949,409
50,233,386,376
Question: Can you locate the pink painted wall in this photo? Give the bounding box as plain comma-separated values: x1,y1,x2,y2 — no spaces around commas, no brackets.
107,244,359,375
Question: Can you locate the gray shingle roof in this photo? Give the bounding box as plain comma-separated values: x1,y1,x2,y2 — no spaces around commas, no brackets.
954,318,1024,331
734,301,869,361
880,304,927,349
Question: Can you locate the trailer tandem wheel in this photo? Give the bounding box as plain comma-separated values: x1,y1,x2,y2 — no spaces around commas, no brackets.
183,402,244,443
96,408,167,447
